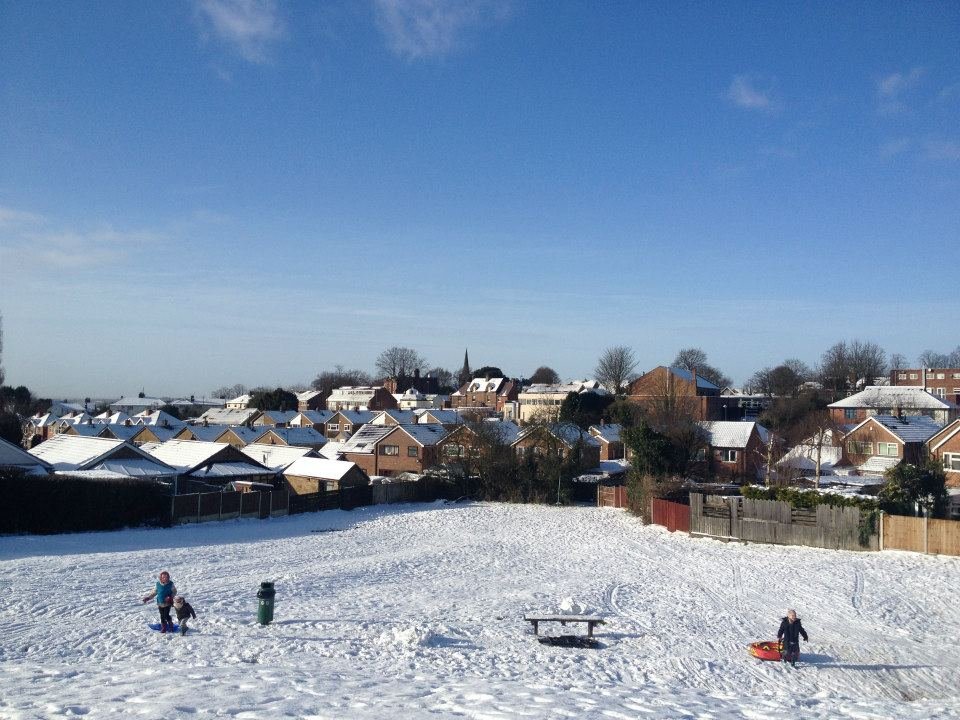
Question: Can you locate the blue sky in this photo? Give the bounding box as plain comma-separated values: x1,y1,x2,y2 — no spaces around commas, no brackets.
1,0,958,398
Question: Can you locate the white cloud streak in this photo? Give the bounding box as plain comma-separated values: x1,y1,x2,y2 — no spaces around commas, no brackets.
195,0,285,64
373,0,510,60
726,75,774,111
876,67,924,114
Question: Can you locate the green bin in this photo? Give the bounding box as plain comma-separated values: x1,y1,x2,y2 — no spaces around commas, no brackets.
257,581,275,625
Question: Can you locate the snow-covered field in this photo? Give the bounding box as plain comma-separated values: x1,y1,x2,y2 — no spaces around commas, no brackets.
2,502,959,719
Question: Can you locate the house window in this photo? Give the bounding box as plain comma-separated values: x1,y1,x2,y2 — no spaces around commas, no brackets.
936,373,946,380
444,444,464,457
844,408,858,420
720,449,737,463
343,425,352,433
380,444,399,456
909,373,918,380
877,442,898,457
936,388,946,398
694,448,707,461
327,423,339,432
943,453,960,471
953,373,960,379
897,373,907,380
407,446,419,457
847,441,873,455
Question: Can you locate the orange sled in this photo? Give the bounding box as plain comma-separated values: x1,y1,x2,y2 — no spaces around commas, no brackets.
748,640,782,661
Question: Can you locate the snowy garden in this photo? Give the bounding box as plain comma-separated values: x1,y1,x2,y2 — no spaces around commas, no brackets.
2,502,959,719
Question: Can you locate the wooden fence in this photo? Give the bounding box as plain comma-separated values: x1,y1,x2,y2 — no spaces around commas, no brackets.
598,486,627,509
690,494,875,551
651,498,690,533
173,489,289,524
882,513,960,556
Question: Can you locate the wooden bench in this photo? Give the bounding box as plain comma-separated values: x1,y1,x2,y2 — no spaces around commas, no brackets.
524,614,606,638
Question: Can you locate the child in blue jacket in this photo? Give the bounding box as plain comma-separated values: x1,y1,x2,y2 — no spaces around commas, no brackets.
142,570,177,633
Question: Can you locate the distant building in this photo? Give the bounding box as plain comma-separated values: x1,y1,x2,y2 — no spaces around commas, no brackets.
517,380,608,424
828,386,957,427
891,368,960,406
627,366,724,421
326,386,398,412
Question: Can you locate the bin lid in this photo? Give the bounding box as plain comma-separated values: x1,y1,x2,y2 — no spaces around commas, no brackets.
260,581,274,589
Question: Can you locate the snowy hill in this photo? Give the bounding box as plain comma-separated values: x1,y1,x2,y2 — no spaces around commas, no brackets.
2,503,959,718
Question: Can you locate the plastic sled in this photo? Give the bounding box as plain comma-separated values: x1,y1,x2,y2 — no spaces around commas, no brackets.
747,640,782,661
148,623,180,632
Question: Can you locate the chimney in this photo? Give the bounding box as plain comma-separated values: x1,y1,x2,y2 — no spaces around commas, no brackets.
691,367,698,393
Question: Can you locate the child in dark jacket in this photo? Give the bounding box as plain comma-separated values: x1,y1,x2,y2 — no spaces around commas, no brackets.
777,609,809,666
172,595,197,636
142,571,177,633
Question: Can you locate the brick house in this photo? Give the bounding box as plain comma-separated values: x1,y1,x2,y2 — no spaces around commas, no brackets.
696,421,768,481
369,409,419,426
213,426,262,448
891,368,960,406
838,415,942,475
295,390,326,412
323,410,375,440
588,423,624,461
326,386,399,412
828,386,957,427
340,423,448,477
512,423,601,470
252,411,299,428
626,366,724,421
289,410,332,429
252,426,327,450
382,369,441,395
451,378,519,415
927,419,960,489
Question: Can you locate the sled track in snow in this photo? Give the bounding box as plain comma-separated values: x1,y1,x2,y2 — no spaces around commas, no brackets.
851,568,864,611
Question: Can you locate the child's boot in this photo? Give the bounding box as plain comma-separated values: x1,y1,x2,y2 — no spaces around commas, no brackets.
180,624,187,636
160,623,167,634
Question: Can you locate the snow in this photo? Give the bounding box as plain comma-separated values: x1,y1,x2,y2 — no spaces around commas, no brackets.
2,503,959,719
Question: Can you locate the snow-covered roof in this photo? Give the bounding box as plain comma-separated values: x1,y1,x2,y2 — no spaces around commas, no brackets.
396,423,448,446
521,381,609,396
669,367,720,390
777,441,843,474
30,413,60,427
284,457,362,482
829,386,956,410
296,390,322,402
0,437,51,471
589,424,623,443
89,457,177,478
417,409,462,425
190,462,271,479
241,444,316,471
370,410,418,424
102,424,146,441
292,410,333,425
252,426,326,447
698,421,764,449
465,378,507,393
257,410,300,425
318,441,345,459
134,410,186,428
227,394,251,406
331,410,376,425
29,435,175,474
857,456,901,474
852,415,943,444
179,424,230,442
197,408,262,426
143,439,229,471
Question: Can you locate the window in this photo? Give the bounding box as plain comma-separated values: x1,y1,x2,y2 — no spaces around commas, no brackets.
936,388,946,398
443,444,464,457
943,453,960,471
379,444,399,456
937,373,946,380
327,423,339,432
343,424,352,433
909,373,918,380
847,441,872,455
898,373,907,380
953,373,960,379
407,446,419,457
844,408,858,420
877,442,898,457
720,449,737,463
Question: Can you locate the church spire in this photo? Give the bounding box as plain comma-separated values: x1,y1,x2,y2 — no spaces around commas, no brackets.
458,348,471,387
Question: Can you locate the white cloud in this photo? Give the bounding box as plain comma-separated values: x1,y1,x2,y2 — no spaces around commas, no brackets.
876,67,924,114
373,0,510,60
0,206,46,227
726,75,774,111
195,0,285,64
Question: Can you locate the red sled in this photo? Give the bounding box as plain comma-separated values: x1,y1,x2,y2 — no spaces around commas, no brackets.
747,640,782,661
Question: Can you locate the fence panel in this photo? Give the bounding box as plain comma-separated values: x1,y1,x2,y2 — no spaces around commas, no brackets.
598,486,627,509
199,492,223,522
882,514,926,553
651,498,689,532
220,492,241,520
928,519,960,556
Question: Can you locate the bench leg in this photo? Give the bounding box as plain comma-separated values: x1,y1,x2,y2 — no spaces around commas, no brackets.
587,623,594,637
532,621,538,635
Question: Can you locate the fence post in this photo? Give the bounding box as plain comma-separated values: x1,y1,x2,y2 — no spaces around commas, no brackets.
197,492,201,523
878,511,884,551
924,512,929,555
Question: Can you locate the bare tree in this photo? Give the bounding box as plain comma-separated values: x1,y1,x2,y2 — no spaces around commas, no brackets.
375,346,427,379
594,345,638,394
311,366,372,399
848,340,886,385
950,346,960,367
783,358,812,382
889,353,909,371
672,347,731,387
529,366,560,384
793,409,843,489
917,350,951,369
818,341,850,397
211,383,247,399
428,366,455,392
